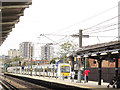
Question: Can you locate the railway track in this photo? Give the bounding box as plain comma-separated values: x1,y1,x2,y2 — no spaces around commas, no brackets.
0,74,50,90
0,78,18,90
4,73,83,90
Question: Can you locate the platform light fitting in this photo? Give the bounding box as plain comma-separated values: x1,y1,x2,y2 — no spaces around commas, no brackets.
100,52,107,55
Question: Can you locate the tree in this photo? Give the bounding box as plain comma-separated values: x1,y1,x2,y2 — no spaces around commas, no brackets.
59,40,78,63
50,57,58,64
50,59,56,64
9,56,24,67
12,56,23,61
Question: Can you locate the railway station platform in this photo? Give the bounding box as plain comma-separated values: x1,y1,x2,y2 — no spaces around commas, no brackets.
3,73,114,90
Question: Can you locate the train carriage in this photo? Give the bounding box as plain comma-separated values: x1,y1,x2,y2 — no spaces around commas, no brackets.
7,63,71,79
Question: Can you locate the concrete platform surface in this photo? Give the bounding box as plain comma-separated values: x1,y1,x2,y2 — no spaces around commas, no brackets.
4,73,118,90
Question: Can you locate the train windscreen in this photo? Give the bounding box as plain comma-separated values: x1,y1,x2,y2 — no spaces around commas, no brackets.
61,66,70,73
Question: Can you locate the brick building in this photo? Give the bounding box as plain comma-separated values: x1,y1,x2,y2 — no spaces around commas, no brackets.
89,58,120,68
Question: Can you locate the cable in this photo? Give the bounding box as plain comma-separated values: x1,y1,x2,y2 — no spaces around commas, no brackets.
44,35,57,43
83,15,118,31
53,35,78,46
38,34,70,46
54,35,68,45
86,27,118,34
111,37,118,41
90,36,117,37
39,34,57,44
40,33,117,38
57,36,73,44
84,23,119,34
84,22,118,33
97,36,101,43
92,22,117,28
39,33,76,45
40,34,70,36
49,5,117,34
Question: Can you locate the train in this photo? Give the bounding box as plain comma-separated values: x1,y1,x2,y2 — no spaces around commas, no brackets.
7,63,71,78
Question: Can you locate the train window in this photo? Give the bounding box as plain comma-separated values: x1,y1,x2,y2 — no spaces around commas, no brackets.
61,66,70,73
65,66,70,73
60,67,64,73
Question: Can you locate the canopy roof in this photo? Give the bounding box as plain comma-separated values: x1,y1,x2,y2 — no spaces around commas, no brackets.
0,0,32,45
70,41,120,61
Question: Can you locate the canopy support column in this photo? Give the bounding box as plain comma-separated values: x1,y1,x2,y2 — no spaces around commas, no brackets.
98,59,102,85
115,57,119,78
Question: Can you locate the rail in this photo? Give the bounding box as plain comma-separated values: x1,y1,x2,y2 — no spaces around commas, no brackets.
0,78,18,90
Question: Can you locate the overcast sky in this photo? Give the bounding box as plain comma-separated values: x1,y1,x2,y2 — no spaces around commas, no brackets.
0,0,119,57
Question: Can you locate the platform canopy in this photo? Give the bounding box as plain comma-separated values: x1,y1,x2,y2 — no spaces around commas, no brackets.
0,0,32,45
70,41,120,61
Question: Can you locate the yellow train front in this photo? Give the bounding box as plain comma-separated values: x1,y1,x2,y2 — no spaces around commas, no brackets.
57,63,71,78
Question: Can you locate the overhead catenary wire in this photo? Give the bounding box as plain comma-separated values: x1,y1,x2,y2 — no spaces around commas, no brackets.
39,33,118,38
49,15,118,36
54,35,69,45
43,35,57,44
84,24,119,34
48,5,117,35
35,31,117,60
110,37,118,41
90,36,117,37
83,15,118,31
91,22,118,28
83,22,118,33
85,27,118,34
55,35,78,45
40,34,70,36
31,4,120,60
39,13,119,46
38,34,72,45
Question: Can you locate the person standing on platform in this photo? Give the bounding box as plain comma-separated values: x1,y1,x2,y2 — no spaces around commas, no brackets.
83,70,90,82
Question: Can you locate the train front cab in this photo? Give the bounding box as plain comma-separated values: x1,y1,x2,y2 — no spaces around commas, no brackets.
57,63,71,78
